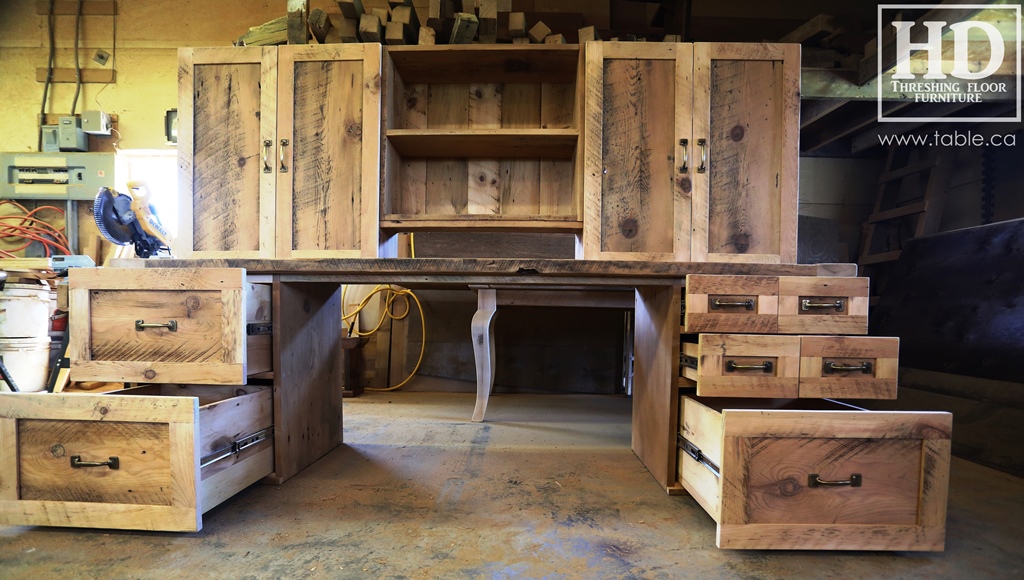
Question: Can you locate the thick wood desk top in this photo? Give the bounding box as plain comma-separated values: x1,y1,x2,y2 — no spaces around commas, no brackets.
112,258,856,285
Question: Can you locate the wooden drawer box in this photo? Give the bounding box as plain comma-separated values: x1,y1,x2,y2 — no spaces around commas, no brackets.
0,384,273,532
676,394,951,550
681,334,898,399
683,275,779,333
69,268,272,384
684,275,869,335
778,276,868,335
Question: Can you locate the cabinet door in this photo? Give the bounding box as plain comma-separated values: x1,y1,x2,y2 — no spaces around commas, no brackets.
691,43,800,264
177,47,277,259
276,45,382,258
582,43,693,261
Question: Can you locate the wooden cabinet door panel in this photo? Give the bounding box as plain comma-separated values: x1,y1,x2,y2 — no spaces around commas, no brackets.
277,44,382,258
692,43,800,264
178,47,277,259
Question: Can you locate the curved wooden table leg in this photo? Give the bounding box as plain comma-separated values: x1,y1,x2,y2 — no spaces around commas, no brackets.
471,289,497,422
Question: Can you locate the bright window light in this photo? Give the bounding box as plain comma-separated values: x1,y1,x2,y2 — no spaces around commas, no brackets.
114,150,178,239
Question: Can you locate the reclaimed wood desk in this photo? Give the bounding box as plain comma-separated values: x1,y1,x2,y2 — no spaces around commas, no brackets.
114,258,856,490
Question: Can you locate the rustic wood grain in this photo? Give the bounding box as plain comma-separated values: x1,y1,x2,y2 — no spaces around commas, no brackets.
778,276,869,335
633,285,681,490
683,274,779,333
426,83,470,214
799,336,899,399
695,334,800,398
500,83,541,216
540,83,575,216
468,83,502,215
268,282,343,483
599,58,675,254
190,60,264,254
399,83,428,214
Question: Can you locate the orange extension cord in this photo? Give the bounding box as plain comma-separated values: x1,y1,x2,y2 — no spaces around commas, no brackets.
0,200,72,258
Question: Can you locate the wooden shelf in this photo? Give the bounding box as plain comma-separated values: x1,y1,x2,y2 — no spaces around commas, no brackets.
385,45,581,84
386,129,578,159
381,214,582,233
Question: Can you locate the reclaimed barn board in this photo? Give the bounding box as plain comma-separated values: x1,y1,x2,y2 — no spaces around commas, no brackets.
540,83,575,216
276,44,381,258
425,83,470,214
583,43,692,261
468,83,502,214
691,43,799,264
500,83,542,216
178,47,276,258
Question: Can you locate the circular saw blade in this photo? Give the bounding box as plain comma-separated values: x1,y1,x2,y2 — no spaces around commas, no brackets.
93,187,134,245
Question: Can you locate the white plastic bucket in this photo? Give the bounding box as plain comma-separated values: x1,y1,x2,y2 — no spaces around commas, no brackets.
0,283,51,338
0,337,52,392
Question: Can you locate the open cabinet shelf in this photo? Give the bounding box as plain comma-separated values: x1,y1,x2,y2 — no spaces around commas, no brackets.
386,129,579,159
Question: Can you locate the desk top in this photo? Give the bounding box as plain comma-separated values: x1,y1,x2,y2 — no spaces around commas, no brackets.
110,258,856,286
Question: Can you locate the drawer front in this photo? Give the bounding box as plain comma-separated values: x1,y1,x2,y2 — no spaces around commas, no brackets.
677,395,952,551
0,386,273,532
799,336,898,399
69,268,249,384
778,277,869,335
684,275,779,333
687,334,801,398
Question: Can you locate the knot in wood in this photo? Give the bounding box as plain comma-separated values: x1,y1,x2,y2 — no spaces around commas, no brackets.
185,295,201,312
677,176,692,195
143,370,157,380
347,122,362,139
236,156,247,168
778,477,801,497
620,218,639,240
730,125,745,142
731,232,750,253
405,95,419,110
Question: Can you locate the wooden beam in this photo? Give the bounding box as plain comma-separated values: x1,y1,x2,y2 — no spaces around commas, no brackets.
450,12,478,44
859,0,996,85
800,99,850,128
803,68,1020,101
417,26,436,45
337,0,364,19
358,13,382,42
287,0,309,44
308,9,332,43
385,21,406,44
508,12,527,38
35,68,115,83
528,21,550,43
238,16,289,46
35,0,117,15
780,14,837,44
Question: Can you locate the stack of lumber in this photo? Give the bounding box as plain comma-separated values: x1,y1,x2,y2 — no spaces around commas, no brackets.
237,0,634,47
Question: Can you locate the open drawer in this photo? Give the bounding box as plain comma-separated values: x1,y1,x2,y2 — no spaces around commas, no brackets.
0,384,273,531
677,394,951,550
68,268,272,384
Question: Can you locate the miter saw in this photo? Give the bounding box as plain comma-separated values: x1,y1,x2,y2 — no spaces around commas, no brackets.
93,182,173,258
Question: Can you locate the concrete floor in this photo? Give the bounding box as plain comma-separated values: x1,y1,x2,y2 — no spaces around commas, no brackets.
2,391,1023,579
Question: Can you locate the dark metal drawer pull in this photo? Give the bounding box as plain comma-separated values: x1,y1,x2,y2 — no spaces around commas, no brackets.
823,361,873,374
71,455,119,470
801,299,844,312
711,298,754,310
808,473,861,487
136,320,177,332
726,360,773,373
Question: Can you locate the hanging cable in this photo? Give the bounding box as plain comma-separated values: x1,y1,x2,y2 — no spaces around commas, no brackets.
340,284,427,392
0,201,72,257
70,0,84,116
39,0,57,150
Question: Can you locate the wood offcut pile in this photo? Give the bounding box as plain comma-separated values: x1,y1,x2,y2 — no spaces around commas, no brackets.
237,1,674,48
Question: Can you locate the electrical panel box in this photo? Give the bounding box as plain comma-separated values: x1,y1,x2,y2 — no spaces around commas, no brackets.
0,152,115,200
58,116,89,152
81,110,112,135
40,125,60,153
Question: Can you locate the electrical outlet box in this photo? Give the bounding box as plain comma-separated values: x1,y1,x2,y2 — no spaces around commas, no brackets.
58,116,88,152
81,110,111,135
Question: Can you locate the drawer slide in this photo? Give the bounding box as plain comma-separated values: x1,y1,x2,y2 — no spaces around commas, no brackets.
200,427,274,469
677,434,720,477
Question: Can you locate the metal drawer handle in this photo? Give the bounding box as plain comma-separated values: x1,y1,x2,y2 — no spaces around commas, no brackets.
697,138,707,173
279,138,290,173
711,298,754,310
801,299,844,312
808,473,861,488
136,320,177,332
262,140,273,173
71,455,120,470
824,361,873,374
679,138,689,173
726,360,773,373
